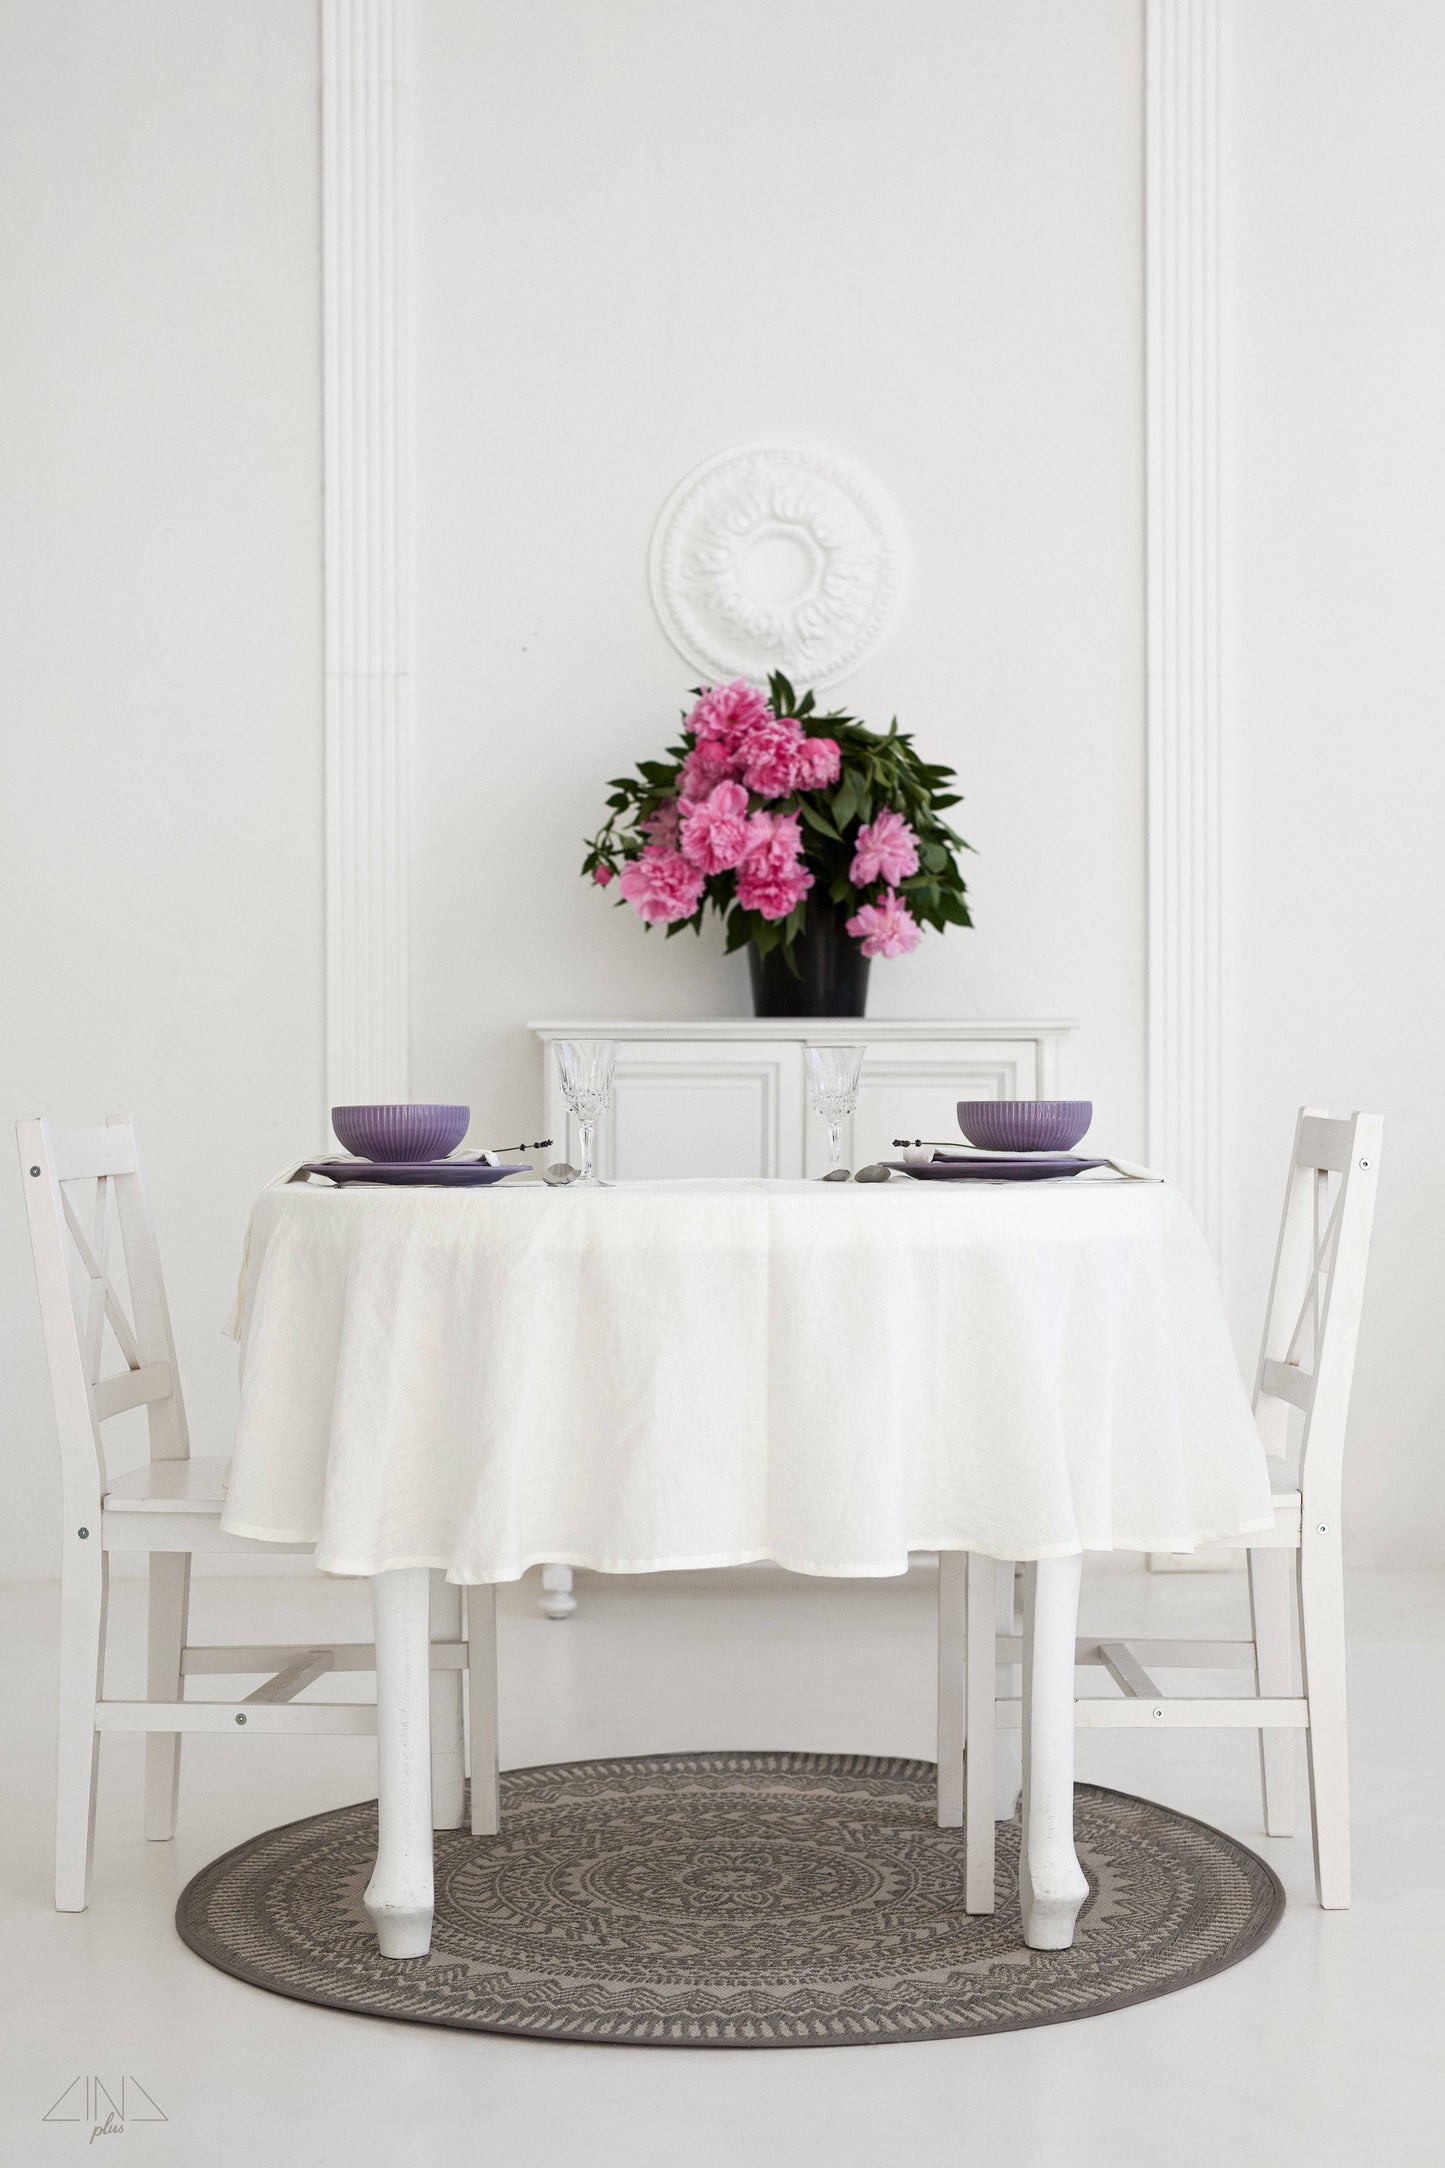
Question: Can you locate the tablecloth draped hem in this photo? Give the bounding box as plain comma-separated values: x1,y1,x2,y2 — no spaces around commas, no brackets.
227,1181,1275,1574
212,1521,1282,1582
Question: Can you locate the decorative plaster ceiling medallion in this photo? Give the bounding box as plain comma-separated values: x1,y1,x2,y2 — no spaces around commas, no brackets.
648,441,908,689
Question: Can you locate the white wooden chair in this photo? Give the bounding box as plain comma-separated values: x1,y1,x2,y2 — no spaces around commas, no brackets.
17,1115,499,1912
939,1106,1382,1912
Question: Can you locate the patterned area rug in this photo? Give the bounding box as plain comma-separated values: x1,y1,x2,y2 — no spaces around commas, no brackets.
176,1751,1282,2046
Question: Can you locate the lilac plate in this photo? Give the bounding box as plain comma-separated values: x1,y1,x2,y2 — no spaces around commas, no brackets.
886,1155,1105,1182
300,1161,530,1188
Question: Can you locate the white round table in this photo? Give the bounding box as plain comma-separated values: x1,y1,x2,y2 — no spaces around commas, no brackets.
225,1174,1272,1958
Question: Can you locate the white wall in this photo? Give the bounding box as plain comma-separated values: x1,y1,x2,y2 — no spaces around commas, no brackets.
3,1,1438,1576
1223,0,1445,1565
0,4,325,1578
408,0,1147,1158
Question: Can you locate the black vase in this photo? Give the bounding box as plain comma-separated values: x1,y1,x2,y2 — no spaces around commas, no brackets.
748,893,871,1018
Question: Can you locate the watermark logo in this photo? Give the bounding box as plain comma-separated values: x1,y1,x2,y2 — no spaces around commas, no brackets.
43,2078,166,2140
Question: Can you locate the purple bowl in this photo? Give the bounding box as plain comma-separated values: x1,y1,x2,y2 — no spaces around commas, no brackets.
331,1104,470,1162
956,1099,1093,1153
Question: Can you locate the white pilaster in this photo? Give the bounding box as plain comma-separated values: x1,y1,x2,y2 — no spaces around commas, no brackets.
322,0,412,1110
1146,0,1223,1254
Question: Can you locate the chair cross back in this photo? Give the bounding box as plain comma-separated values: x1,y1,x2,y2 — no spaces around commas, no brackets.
1252,1107,1383,1512
17,1117,189,1535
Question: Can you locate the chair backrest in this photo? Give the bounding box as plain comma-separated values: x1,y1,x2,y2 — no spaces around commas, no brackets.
17,1117,190,1530
1253,1106,1382,1514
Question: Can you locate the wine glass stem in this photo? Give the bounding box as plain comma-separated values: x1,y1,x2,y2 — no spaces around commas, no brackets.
579,1117,596,1185
828,1119,842,1174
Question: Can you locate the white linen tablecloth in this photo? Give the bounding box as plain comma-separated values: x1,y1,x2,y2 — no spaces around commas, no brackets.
220,1177,1273,1580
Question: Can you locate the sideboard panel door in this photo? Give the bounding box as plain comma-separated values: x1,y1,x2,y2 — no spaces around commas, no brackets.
555,1043,802,1181
534,1021,1071,1183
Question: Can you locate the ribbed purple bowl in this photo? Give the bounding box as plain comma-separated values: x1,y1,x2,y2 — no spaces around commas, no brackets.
330,1104,470,1163
956,1100,1093,1153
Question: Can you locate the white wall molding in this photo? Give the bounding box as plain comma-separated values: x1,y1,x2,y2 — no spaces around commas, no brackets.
1145,0,1223,1254
322,0,412,1110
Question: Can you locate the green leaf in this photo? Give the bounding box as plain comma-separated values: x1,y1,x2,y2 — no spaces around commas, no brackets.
798,799,842,841
831,774,860,830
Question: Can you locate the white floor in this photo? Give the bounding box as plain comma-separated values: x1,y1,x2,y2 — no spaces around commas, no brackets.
2,1560,1441,2168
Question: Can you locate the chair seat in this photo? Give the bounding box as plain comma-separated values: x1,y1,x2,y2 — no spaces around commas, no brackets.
104,1457,230,1513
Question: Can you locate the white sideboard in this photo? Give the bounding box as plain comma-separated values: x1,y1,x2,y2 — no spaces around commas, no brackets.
530,1018,1075,1184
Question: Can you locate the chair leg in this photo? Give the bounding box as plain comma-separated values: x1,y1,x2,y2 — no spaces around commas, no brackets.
936,1553,966,1828
466,1585,500,1837
1248,1546,1296,1838
56,1539,107,1912
963,1554,997,1912
144,1551,190,1840
1299,1526,1351,1907
994,1561,1023,1819
429,1576,466,1831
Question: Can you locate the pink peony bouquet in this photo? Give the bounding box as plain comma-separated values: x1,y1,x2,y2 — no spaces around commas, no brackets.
582,675,972,974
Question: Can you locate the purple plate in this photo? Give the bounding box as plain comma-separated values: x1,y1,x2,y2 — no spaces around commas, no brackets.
299,1161,531,1187
886,1155,1105,1182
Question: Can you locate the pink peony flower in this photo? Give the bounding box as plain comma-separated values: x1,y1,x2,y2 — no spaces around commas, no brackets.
685,678,773,747
795,736,841,789
846,887,922,959
736,714,808,798
642,797,681,847
678,738,735,797
617,844,706,925
736,808,814,920
743,808,806,864
592,863,614,886
679,780,752,874
849,808,921,887
737,858,813,919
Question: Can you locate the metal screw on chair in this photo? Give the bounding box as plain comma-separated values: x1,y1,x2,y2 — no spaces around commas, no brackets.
235,1713,247,1725
77,1528,88,1540
29,1166,40,1177
1152,1707,1164,1720
1359,1158,1370,1169
1317,1522,1329,1535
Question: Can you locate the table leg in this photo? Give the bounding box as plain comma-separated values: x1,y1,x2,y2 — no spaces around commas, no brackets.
539,1564,576,1619
1018,1554,1088,1951
365,1567,434,1959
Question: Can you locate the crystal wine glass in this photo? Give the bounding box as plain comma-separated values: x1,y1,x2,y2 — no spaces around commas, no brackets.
554,1039,617,1188
804,1043,866,1178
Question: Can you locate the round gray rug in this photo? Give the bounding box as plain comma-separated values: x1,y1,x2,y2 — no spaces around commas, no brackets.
176,1751,1282,2046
